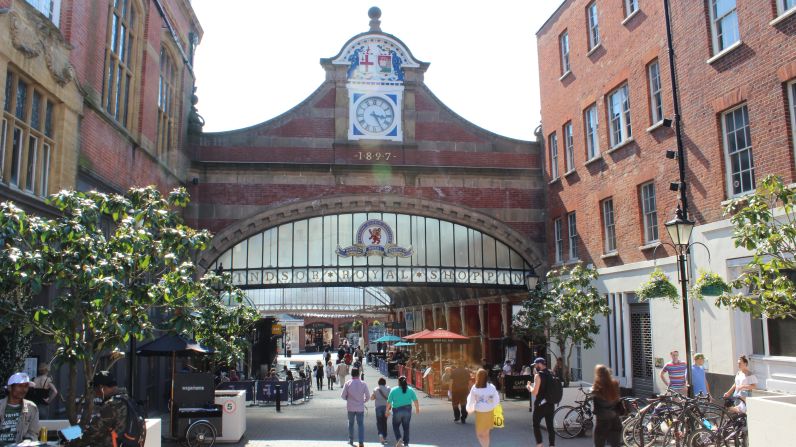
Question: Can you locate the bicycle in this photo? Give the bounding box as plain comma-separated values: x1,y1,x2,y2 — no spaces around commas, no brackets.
686,413,747,447
552,386,593,438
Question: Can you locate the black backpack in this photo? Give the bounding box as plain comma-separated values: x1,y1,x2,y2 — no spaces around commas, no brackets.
114,396,146,447
542,369,564,405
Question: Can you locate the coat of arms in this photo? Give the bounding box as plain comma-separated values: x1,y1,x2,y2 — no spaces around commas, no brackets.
337,219,413,258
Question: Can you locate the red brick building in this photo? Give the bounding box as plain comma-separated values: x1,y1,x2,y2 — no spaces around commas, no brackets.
537,0,796,394
190,10,546,363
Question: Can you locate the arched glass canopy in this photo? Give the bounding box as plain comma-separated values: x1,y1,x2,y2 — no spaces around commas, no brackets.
211,212,533,289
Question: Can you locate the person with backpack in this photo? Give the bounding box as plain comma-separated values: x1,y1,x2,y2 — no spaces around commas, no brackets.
70,371,145,447
526,357,561,447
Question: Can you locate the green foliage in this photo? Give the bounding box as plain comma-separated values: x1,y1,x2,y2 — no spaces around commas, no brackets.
512,264,610,383
636,269,680,304
718,175,796,319
188,271,259,368
690,270,730,301
0,187,255,424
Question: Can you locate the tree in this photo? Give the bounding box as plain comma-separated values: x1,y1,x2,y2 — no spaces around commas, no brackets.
717,175,796,319
1,187,212,423
0,202,50,385
513,264,610,383
189,270,259,371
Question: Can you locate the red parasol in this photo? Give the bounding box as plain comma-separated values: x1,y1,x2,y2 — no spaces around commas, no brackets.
412,329,469,343
403,329,432,340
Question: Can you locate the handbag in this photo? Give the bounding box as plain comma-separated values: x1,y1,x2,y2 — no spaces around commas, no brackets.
493,403,505,429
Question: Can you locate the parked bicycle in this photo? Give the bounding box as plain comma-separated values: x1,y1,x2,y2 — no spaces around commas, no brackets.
686,412,747,447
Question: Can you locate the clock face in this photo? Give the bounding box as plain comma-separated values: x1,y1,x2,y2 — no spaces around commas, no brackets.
355,96,395,134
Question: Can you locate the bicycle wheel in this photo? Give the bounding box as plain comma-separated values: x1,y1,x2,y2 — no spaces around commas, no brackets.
552,406,584,439
622,415,642,447
185,420,216,447
687,428,717,447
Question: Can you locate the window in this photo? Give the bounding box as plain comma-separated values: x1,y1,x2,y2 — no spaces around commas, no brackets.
568,212,578,260
608,84,632,147
157,46,179,158
587,2,600,49
602,198,617,253
778,0,796,15
640,182,659,243
564,122,575,172
709,0,739,54
728,262,796,357
549,133,559,180
625,0,639,17
560,31,570,75
648,60,663,124
103,0,138,128
554,218,564,264
722,105,754,197
585,104,600,159
789,81,796,159
23,0,61,26
1,70,55,196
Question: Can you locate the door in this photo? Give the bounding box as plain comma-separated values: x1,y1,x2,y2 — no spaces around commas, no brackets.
630,303,654,397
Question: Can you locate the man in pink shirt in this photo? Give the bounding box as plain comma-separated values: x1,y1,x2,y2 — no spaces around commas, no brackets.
341,368,369,447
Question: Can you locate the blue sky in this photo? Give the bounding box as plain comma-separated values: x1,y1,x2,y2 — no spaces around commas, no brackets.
191,1,563,141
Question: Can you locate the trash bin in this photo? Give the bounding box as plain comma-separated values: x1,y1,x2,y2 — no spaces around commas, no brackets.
214,390,246,443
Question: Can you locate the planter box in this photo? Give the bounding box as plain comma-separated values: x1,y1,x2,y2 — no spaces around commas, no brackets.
40,419,160,447
747,394,796,445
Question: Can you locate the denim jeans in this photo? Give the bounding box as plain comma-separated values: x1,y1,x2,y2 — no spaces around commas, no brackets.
348,411,365,443
375,405,388,438
392,406,412,445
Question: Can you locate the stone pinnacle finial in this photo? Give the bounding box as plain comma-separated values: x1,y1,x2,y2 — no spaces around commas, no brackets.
368,6,382,32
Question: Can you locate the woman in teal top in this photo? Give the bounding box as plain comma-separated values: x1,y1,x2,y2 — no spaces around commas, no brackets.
386,376,420,447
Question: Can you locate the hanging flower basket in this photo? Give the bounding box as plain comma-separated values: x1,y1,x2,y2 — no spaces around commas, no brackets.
636,269,679,304
691,270,731,300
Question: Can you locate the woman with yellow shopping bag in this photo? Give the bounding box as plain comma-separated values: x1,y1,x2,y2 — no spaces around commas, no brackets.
466,369,501,447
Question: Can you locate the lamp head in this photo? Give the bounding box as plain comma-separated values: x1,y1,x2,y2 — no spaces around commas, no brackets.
665,205,695,248
525,270,539,292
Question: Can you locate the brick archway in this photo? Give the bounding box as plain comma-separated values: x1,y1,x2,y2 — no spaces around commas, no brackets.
197,193,545,272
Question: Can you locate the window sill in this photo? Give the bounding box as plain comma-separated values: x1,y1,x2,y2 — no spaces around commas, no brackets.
638,241,661,251
587,43,602,57
584,154,603,166
548,176,561,185
770,7,796,26
621,9,640,25
606,137,635,154
564,169,577,178
565,259,580,265
721,190,756,207
706,40,742,65
601,251,619,259
646,121,666,133
559,70,573,82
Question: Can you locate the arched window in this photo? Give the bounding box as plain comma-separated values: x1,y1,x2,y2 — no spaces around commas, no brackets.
157,46,179,158
103,0,139,128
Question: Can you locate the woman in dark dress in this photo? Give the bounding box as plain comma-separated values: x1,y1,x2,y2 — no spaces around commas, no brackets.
591,364,622,447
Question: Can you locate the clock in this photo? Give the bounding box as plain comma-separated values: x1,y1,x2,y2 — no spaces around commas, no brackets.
355,96,395,134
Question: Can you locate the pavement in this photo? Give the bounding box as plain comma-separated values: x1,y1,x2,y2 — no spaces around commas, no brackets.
203,353,596,447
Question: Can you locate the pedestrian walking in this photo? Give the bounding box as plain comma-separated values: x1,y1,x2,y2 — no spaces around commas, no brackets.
337,361,350,388
591,365,622,447
371,377,391,444
660,350,688,395
691,353,711,397
450,362,471,423
527,357,556,447
314,360,325,391
326,361,336,390
466,368,500,447
386,376,420,447
341,368,369,447
0,372,40,445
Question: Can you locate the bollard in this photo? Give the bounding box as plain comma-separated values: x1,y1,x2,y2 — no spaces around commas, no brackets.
275,384,282,412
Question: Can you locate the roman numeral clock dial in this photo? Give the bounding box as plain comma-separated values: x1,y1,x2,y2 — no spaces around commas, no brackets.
355,96,395,134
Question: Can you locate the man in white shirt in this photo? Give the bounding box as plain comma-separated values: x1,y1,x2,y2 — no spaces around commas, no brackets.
341,368,369,447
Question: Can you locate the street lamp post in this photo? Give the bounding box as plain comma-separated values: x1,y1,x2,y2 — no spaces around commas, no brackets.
665,206,696,397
